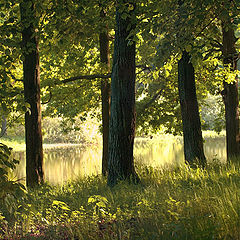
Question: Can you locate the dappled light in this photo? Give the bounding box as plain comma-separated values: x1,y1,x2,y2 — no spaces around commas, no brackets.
1,0,240,239
11,134,226,184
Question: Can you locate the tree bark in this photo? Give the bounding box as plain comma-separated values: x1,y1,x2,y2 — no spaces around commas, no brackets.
1,115,7,137
178,51,206,168
99,9,111,176
221,20,240,160
107,1,139,187
20,0,44,187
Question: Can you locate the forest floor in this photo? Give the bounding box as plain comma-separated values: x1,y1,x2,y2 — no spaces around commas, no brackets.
1,162,240,240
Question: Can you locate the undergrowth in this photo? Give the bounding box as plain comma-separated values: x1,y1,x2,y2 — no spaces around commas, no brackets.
1,162,240,239
1,136,26,152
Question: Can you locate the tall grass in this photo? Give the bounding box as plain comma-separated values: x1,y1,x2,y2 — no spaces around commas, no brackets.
1,162,240,239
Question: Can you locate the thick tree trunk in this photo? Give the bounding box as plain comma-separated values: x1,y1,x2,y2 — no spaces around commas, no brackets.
107,1,139,187
20,0,44,187
221,21,240,160
178,51,206,168
99,9,111,176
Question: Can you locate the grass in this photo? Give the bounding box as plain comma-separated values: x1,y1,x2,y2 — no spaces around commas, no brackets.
1,162,240,240
1,136,26,151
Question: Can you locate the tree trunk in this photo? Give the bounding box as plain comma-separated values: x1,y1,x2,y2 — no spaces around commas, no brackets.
20,0,44,187
99,9,111,176
1,115,7,137
221,21,240,160
107,1,139,187
178,51,206,168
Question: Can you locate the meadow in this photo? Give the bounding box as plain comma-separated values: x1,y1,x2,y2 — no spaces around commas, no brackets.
2,132,239,239
1,160,240,239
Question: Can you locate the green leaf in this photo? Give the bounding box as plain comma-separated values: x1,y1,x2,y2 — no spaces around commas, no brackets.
185,44,192,52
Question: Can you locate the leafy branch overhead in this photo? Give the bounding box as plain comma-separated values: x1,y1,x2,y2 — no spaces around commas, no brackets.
0,0,240,134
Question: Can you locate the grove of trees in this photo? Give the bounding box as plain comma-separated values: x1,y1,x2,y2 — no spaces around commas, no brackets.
0,0,240,187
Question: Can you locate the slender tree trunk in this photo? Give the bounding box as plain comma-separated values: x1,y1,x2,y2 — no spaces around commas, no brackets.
99,9,111,176
107,1,139,187
20,0,44,187
221,21,240,160
178,51,206,168
1,115,7,137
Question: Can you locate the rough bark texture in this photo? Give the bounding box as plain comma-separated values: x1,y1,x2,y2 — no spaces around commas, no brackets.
107,1,139,187
178,51,206,168
99,9,111,176
221,21,240,160
20,0,44,187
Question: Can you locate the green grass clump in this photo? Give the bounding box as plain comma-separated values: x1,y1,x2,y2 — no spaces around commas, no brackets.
1,136,26,152
1,162,240,239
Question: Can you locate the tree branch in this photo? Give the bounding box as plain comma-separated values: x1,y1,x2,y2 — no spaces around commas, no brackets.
195,7,224,39
59,65,150,84
41,88,53,104
143,88,164,109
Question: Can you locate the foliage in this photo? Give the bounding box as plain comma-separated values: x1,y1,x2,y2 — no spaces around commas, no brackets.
0,143,26,230
2,113,101,146
134,0,240,134
1,162,240,239
0,136,25,152
136,59,182,135
1,0,239,135
39,0,115,121
42,115,101,144
0,0,26,125
200,95,225,133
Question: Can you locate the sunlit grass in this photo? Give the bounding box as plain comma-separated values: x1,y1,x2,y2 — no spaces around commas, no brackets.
1,136,26,151
202,130,226,138
1,162,240,239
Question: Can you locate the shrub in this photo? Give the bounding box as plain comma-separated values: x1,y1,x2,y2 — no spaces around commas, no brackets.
0,143,26,221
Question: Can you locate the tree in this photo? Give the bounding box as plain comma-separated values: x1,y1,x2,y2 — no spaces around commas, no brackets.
221,15,240,160
99,7,111,176
107,0,139,187
39,0,114,176
1,115,7,137
178,51,206,167
176,1,206,167
137,0,207,166
20,0,44,187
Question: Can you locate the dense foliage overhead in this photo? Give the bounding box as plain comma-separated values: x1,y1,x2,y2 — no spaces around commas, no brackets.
1,0,239,134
